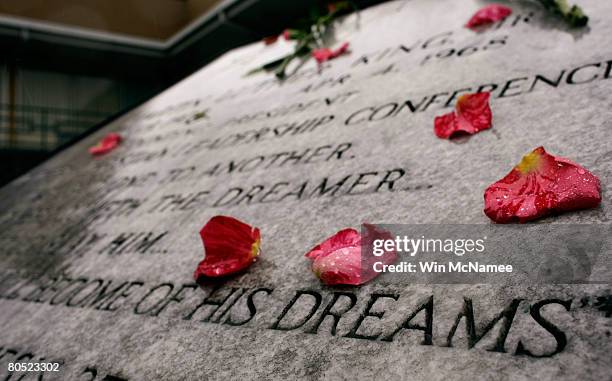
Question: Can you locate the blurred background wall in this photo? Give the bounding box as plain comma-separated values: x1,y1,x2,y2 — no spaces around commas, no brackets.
0,0,384,186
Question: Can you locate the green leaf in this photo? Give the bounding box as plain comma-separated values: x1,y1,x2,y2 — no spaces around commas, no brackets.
538,0,588,27
564,4,588,27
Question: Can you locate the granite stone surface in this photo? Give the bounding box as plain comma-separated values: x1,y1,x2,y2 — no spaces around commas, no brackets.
0,0,610,380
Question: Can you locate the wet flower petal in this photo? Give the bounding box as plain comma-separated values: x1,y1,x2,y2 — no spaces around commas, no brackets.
305,224,396,286
263,35,279,45
194,216,261,280
89,132,122,155
434,92,492,139
466,4,512,29
312,42,350,64
484,147,601,223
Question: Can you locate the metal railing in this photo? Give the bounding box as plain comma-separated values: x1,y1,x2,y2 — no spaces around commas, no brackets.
0,103,112,151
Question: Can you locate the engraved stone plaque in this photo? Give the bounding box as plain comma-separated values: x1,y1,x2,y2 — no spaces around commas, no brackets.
0,0,610,380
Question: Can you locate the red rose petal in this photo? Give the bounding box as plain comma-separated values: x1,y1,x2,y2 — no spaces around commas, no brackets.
484,147,601,223
434,92,492,139
312,49,331,64
194,216,261,280
312,42,350,64
263,35,279,45
327,1,349,14
305,228,360,261
305,224,396,286
89,132,122,155
466,4,512,29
